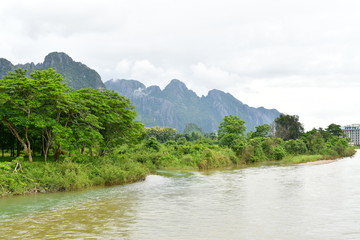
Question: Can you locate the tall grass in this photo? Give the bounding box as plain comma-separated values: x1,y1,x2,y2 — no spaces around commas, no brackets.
0,155,149,197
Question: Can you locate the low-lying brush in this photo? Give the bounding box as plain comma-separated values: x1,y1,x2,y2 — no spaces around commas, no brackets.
0,155,149,197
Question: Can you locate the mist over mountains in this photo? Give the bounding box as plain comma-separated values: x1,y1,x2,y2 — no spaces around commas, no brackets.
0,52,281,132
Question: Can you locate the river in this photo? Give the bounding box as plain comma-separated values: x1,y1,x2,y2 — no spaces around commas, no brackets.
1,153,360,240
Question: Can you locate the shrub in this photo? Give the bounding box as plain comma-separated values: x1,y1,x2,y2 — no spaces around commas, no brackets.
283,139,308,155
272,146,286,160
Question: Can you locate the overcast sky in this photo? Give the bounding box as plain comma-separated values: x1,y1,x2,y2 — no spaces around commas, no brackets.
1,0,360,130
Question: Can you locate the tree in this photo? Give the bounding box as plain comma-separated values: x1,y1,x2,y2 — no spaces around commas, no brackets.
74,88,144,156
274,114,304,141
326,123,344,137
31,69,71,160
218,115,246,139
0,69,68,162
1,68,143,161
249,124,271,138
144,137,161,151
302,130,325,154
146,126,177,143
183,123,203,135
283,139,308,154
218,115,247,153
326,136,348,155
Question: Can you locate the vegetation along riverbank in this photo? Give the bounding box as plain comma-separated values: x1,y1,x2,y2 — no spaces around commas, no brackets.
0,69,355,196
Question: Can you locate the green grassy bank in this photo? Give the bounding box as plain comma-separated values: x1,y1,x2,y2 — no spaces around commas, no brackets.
280,148,356,165
0,155,149,197
0,143,355,197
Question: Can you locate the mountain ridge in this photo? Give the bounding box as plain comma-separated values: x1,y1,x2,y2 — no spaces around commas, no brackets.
105,78,281,132
0,52,281,132
0,52,105,89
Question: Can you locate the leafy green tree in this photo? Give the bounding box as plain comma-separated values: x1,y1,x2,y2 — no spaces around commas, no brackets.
146,126,177,143
145,137,161,151
0,69,68,162
303,130,325,154
184,123,203,135
326,136,349,155
176,136,188,145
219,133,242,148
283,139,308,155
274,114,304,141
272,146,286,160
31,69,71,160
218,115,246,139
218,115,247,154
74,88,144,156
248,137,268,161
326,123,344,137
249,124,271,138
1,69,143,161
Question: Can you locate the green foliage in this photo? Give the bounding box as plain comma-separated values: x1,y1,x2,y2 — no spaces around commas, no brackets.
275,114,304,140
0,69,143,162
197,149,236,169
176,137,187,145
326,123,344,137
219,133,240,148
326,136,348,155
283,139,308,155
218,115,247,154
0,155,149,196
302,130,326,154
272,146,286,160
249,124,271,138
145,137,161,151
146,126,177,143
218,115,246,138
183,123,203,135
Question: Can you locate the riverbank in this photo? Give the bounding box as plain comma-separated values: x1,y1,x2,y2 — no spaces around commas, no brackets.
0,155,150,197
0,147,355,197
279,148,355,165
297,159,336,166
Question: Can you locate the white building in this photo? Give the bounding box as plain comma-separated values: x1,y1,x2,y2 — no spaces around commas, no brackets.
342,124,360,145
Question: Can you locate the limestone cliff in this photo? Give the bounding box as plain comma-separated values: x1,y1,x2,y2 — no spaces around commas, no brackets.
105,79,281,132
0,52,105,89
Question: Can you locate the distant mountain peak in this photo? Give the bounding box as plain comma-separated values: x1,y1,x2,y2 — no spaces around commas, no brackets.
44,52,73,66
0,52,105,90
206,89,243,104
0,58,12,65
164,79,188,91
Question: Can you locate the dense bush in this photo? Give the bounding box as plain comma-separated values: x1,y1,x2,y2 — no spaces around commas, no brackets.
283,139,308,155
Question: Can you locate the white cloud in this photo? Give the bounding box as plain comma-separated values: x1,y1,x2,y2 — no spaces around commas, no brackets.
2,0,360,129
188,63,248,96
109,59,185,89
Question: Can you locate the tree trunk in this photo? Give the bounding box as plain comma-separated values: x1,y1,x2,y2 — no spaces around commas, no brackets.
42,129,53,162
54,145,62,161
2,120,33,162
24,127,33,162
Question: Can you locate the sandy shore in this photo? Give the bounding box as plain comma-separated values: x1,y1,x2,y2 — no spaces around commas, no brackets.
297,159,336,166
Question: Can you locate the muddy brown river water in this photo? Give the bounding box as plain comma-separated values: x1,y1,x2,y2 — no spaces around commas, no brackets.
1,152,360,239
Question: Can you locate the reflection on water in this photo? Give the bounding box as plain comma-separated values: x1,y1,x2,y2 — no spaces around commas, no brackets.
1,154,360,240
